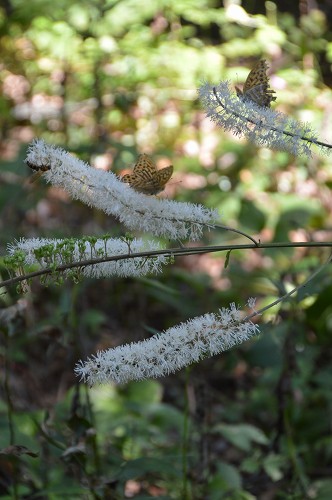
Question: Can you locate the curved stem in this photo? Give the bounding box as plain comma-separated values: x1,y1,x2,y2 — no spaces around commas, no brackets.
212,87,332,151
2,240,332,289
213,223,259,245
243,253,332,322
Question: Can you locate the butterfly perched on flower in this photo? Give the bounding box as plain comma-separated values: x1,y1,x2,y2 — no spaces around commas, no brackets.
235,59,276,108
25,159,50,183
121,154,173,195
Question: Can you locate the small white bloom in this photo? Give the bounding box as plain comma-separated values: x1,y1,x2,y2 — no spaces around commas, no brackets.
25,140,218,240
198,80,329,157
247,297,257,311
74,304,260,385
8,237,170,279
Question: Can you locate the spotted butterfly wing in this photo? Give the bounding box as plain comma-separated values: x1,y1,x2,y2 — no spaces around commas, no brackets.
121,154,173,195
236,59,276,108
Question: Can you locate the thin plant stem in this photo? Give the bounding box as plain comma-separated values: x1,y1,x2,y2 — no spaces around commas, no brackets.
284,408,309,495
212,87,332,151
182,366,191,500
3,331,19,500
213,223,259,245
244,253,332,322
3,332,15,444
2,240,332,289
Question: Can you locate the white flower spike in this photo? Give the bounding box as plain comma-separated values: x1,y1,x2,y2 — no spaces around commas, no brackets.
199,80,331,157
26,140,218,241
8,237,170,279
75,303,260,385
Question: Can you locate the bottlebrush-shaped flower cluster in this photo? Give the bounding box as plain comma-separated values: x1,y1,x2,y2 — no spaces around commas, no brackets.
8,237,171,279
199,80,329,157
26,139,218,241
75,303,259,385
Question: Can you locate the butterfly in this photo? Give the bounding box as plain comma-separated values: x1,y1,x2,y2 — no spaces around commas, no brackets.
121,154,173,195
235,59,276,108
25,160,50,183
25,159,50,172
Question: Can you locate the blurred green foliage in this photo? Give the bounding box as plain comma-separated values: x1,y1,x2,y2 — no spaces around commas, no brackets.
1,0,332,498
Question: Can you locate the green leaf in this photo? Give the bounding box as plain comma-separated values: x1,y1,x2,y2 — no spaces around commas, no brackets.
116,457,181,481
224,249,232,268
209,462,257,499
312,479,332,500
238,199,266,232
262,453,286,481
123,380,163,404
214,423,268,452
208,461,242,492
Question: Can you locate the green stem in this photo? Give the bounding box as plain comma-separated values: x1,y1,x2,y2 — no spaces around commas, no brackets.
212,87,332,151
182,366,191,500
244,253,332,322
3,331,19,499
2,240,332,289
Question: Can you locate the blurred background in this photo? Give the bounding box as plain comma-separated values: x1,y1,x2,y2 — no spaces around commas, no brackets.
1,0,332,498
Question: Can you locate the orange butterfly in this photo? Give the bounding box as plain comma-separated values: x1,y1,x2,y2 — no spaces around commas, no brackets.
121,154,173,195
235,59,276,108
